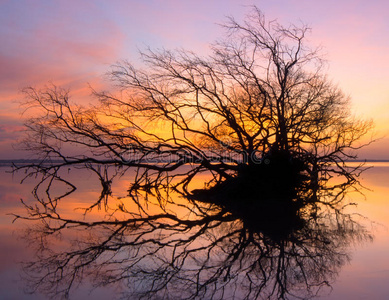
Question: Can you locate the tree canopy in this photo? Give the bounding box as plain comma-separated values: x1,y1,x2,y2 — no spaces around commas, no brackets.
19,8,372,200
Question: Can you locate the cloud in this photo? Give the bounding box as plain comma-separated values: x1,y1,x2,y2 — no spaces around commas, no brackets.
0,114,26,159
0,114,25,142
0,124,24,142
0,1,125,95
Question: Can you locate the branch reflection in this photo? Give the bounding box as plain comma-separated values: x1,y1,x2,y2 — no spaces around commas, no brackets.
14,164,372,300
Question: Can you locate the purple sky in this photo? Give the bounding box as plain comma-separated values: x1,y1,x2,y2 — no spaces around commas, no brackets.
1,0,388,159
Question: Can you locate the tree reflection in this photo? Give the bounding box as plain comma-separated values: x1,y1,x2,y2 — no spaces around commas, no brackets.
13,165,372,300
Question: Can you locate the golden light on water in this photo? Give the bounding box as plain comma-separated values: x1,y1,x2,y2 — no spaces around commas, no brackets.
1,161,389,298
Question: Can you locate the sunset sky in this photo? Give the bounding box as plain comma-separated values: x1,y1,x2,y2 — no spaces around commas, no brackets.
1,0,388,159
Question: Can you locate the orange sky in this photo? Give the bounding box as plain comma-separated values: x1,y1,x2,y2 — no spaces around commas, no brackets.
1,0,388,159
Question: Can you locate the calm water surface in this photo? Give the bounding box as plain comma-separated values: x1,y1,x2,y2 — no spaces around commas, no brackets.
0,163,388,299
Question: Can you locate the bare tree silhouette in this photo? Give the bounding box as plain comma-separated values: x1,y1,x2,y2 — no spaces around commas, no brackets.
13,7,374,300
17,7,372,200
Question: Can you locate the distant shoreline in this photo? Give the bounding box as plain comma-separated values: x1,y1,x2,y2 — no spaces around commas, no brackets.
1,158,389,168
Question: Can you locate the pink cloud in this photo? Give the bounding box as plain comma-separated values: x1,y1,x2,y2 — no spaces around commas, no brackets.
0,1,125,101
0,124,24,142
